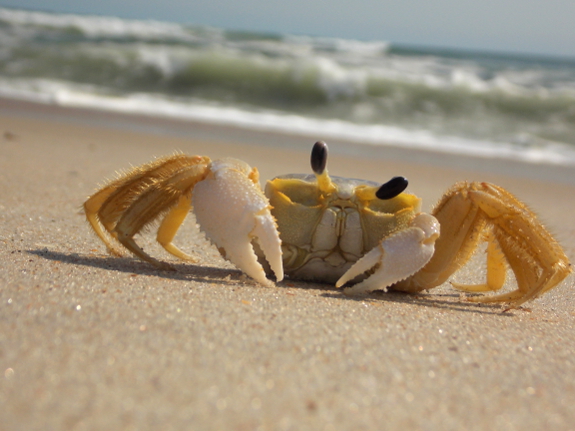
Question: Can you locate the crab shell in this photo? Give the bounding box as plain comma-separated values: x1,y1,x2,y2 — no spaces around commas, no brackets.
261,173,425,284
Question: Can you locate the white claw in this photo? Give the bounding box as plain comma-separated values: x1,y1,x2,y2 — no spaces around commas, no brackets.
336,213,439,294
252,212,284,282
192,158,283,286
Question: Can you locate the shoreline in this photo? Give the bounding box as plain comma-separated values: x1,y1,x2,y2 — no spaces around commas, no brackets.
2,96,575,186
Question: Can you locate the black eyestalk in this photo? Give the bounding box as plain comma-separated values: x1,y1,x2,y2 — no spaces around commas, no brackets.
376,176,408,200
311,141,328,174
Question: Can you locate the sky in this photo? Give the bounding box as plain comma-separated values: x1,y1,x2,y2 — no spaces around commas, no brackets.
3,0,575,58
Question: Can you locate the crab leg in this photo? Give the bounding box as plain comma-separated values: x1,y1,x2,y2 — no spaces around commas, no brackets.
450,230,507,293
397,182,571,307
84,182,124,256
336,213,440,294
192,158,284,287
113,157,212,269
156,193,196,262
84,154,206,257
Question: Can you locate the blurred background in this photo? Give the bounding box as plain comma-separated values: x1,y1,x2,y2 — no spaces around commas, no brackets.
1,0,574,165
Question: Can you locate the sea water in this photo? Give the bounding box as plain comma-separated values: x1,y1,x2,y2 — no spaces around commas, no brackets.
1,7,575,165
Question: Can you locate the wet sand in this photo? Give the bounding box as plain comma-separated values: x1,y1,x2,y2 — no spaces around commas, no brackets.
1,99,575,430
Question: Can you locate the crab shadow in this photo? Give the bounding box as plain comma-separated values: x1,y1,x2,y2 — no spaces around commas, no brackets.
29,248,515,315
319,289,515,316
27,248,244,286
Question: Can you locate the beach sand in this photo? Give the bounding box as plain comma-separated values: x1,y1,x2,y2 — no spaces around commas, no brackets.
1,98,575,430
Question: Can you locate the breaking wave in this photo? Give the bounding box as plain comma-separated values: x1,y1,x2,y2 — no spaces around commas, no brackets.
2,6,575,164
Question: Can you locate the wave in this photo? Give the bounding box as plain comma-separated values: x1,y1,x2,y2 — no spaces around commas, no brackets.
1,6,575,164
3,77,575,167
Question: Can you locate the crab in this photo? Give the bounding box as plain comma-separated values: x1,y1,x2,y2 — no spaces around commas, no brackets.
84,141,571,308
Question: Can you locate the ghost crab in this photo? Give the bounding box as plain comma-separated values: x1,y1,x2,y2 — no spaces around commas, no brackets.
84,141,571,308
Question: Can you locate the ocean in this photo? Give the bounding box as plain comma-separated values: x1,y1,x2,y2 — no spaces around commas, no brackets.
2,6,575,165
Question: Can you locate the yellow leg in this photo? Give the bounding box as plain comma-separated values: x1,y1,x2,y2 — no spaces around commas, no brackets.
398,182,571,307
84,154,202,256
84,154,211,268
156,194,196,262
470,183,571,306
113,159,210,269
451,231,507,293
84,184,124,256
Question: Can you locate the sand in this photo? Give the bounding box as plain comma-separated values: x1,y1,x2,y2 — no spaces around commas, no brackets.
1,98,575,430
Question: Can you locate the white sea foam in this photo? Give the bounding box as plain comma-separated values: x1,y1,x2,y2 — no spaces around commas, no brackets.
0,7,198,41
2,77,574,167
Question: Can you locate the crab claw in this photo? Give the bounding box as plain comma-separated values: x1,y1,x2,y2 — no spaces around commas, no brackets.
336,213,440,294
192,158,283,287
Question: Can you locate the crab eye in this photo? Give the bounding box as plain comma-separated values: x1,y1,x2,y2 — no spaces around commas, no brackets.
376,176,408,200
311,141,328,174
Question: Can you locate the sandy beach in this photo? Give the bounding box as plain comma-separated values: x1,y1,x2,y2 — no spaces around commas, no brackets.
1,98,575,430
